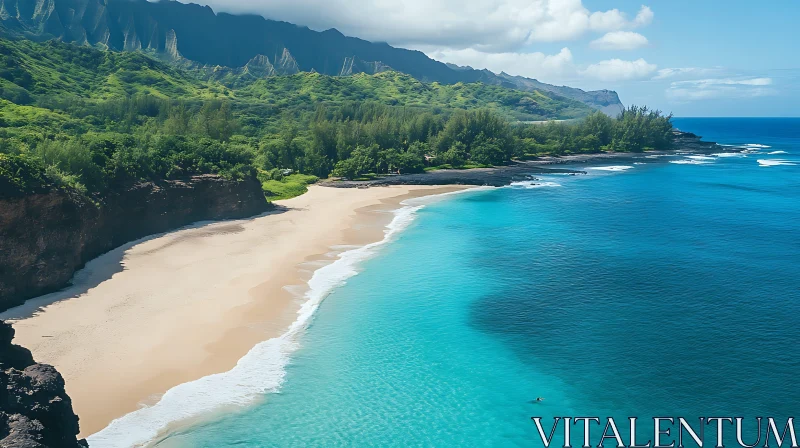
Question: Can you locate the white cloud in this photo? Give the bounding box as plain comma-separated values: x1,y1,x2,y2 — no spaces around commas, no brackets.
590,31,649,50
673,78,773,87
589,6,653,31
666,78,776,101
429,49,661,86
427,48,575,84
633,6,654,27
191,0,654,50
581,58,657,81
652,67,725,80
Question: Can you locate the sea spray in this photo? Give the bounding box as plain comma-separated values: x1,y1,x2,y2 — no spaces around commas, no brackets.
87,187,486,448
587,165,634,171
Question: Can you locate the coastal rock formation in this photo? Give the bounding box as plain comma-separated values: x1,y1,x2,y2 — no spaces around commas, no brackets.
0,174,270,313
0,321,86,447
321,132,724,189
320,163,586,188
671,129,721,152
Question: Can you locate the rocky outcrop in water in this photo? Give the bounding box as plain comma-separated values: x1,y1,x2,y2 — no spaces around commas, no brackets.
0,321,87,447
672,130,721,152
321,132,726,188
0,174,270,313
320,163,585,188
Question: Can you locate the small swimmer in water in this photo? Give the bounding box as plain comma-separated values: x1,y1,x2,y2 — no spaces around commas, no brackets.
535,397,545,402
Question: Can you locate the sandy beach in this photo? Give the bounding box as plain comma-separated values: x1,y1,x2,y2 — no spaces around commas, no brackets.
2,184,466,437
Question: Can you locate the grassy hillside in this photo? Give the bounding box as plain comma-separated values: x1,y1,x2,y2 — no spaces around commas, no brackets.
0,39,224,101
0,38,671,201
0,39,590,121
237,71,593,121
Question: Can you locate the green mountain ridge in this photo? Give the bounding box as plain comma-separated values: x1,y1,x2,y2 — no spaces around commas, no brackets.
0,35,670,202
0,38,593,121
0,0,624,113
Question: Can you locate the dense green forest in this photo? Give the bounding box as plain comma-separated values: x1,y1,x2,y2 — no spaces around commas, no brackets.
0,38,674,200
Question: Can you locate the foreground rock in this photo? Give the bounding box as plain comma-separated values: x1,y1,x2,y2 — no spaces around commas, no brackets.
0,174,270,313
0,321,86,447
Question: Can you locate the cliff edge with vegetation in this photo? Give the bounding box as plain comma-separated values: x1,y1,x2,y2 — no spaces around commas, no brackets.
0,166,269,313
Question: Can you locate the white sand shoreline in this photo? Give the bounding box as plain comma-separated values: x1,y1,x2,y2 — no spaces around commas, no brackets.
3,184,472,442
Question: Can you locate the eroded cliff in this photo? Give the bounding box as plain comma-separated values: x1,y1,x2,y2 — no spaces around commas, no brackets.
0,174,270,312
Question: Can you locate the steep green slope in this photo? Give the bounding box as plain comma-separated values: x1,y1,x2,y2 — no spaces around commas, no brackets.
0,38,227,101
0,38,667,204
0,38,592,122
0,0,623,111
237,72,593,121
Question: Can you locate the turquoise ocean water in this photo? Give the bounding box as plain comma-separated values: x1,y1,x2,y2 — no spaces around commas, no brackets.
150,118,800,447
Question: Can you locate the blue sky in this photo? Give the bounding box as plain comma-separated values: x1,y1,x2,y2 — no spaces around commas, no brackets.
196,0,799,116
564,0,800,116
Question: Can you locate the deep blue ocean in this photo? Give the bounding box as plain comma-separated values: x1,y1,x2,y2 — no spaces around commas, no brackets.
156,118,800,447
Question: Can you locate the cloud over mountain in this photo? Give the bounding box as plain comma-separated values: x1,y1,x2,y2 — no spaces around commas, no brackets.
190,0,652,51
185,0,657,88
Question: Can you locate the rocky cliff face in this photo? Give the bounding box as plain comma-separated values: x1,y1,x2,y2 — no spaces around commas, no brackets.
0,174,270,313
0,320,86,447
495,72,625,116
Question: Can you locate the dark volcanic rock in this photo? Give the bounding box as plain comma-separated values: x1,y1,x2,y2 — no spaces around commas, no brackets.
0,174,270,313
0,321,86,447
319,131,728,189
319,163,585,189
672,130,721,152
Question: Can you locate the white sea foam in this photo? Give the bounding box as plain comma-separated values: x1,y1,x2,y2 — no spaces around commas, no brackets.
768,151,788,155
745,143,771,148
86,187,487,448
510,180,562,189
587,165,634,171
687,155,716,161
758,159,797,167
670,159,713,165
712,152,746,158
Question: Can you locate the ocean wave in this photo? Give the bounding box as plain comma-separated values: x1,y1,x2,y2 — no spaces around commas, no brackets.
758,159,797,167
745,143,772,148
670,159,713,165
712,152,747,158
86,189,485,448
510,181,562,189
687,155,716,161
587,165,634,171
767,151,788,155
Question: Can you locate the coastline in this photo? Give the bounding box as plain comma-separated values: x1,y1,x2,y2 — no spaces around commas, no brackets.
319,131,727,189
2,184,469,440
